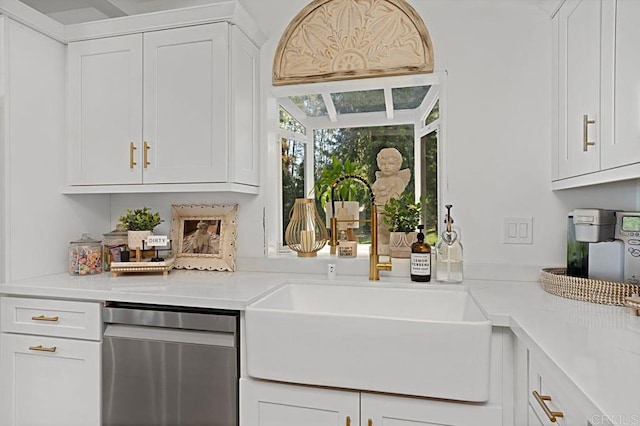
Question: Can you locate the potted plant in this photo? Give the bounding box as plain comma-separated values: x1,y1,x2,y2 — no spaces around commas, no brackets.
382,191,424,258
313,156,366,239
118,207,162,250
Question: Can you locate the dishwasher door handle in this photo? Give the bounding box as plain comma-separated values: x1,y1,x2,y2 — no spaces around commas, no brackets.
104,324,236,347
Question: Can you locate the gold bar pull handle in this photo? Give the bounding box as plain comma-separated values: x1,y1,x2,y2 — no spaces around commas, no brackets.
129,142,137,169
583,114,596,151
532,391,564,423
368,420,373,426
28,345,57,353
143,141,150,168
346,416,350,426
31,315,59,322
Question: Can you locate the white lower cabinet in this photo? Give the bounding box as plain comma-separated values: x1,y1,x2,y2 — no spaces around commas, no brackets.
511,328,598,426
241,379,501,426
526,348,603,426
0,297,102,426
0,334,101,426
241,378,359,426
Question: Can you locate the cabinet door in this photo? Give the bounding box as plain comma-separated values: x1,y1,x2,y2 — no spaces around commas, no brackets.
0,333,101,426
230,26,260,186
600,0,640,170
68,34,143,185
557,0,601,179
360,393,502,426
240,379,359,426
143,23,229,184
527,404,546,426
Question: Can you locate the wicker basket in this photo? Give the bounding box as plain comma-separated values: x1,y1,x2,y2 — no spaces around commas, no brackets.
539,268,639,306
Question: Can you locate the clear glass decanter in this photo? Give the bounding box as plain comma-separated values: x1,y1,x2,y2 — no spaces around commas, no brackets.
435,205,463,283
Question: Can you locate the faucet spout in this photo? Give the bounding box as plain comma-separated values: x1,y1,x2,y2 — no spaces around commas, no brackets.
329,174,392,280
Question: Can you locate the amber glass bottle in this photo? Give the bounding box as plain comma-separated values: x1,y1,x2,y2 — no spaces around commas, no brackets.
410,225,431,282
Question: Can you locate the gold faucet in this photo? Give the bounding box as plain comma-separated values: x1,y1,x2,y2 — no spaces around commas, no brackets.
328,175,392,280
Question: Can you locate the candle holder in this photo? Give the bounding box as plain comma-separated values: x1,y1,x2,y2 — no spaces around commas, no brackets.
285,198,328,257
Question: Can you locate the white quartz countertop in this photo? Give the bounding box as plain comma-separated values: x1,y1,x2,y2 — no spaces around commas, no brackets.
1,270,639,418
0,270,289,310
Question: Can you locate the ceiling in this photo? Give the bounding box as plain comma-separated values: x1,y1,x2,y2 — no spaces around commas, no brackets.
19,0,228,24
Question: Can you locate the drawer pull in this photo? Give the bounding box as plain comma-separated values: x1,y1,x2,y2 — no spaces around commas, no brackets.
368,420,373,426
28,345,57,353
31,315,59,322
346,416,350,426
533,390,564,422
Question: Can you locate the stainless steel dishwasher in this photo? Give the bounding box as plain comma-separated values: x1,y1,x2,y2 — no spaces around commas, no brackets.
102,302,239,426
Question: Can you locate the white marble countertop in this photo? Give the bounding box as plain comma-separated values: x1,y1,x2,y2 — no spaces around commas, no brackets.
1,270,639,418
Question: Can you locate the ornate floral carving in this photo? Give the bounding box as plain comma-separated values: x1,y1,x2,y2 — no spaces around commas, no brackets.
273,0,434,85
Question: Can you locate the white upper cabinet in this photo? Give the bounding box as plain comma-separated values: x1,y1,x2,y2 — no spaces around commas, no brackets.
556,0,601,179
67,12,262,193
142,23,229,184
553,0,640,189
601,0,640,170
68,34,143,185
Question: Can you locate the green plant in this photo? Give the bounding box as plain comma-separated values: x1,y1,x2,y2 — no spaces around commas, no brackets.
382,191,424,233
118,207,162,231
313,156,367,208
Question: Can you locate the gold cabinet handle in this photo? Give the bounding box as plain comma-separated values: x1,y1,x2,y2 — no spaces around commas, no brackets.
532,391,564,423
583,114,596,151
28,345,57,353
368,420,373,426
31,315,59,322
346,416,350,426
130,142,137,169
143,141,150,168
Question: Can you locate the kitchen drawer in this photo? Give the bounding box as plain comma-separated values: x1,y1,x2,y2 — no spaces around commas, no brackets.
528,349,601,426
1,297,101,341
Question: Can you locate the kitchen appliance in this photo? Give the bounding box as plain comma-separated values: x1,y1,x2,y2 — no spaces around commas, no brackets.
102,302,239,426
572,209,637,284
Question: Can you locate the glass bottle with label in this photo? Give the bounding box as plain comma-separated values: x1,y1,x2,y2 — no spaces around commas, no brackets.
435,205,464,283
410,225,431,282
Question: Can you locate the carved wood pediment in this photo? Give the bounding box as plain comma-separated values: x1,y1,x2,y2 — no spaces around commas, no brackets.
273,0,434,86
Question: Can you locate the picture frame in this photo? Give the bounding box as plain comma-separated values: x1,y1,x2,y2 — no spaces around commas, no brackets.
170,204,238,271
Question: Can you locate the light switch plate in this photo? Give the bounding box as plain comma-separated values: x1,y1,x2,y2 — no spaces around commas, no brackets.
503,217,533,244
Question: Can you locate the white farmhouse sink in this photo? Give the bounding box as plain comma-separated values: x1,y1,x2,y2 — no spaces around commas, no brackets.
245,283,492,402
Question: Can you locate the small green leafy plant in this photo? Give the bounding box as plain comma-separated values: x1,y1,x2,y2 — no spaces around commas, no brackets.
313,156,367,208
382,191,424,233
118,207,162,231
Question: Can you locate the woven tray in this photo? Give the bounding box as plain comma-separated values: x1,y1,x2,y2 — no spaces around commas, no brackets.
539,268,639,306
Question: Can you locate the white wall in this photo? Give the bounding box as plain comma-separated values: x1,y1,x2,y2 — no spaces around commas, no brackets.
109,192,264,258
7,0,637,280
236,0,639,273
3,19,110,281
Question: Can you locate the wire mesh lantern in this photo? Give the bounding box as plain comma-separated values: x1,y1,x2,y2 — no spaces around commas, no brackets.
285,198,329,257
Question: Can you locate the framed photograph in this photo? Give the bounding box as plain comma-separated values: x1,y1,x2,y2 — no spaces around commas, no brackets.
170,204,238,271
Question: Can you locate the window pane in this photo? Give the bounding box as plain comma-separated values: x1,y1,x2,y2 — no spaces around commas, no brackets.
289,95,327,117
425,99,440,126
279,107,306,135
281,138,306,242
313,125,415,244
392,86,430,110
420,132,438,245
331,90,385,114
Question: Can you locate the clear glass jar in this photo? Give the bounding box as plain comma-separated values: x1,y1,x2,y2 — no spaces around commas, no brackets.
69,234,102,275
102,227,129,271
